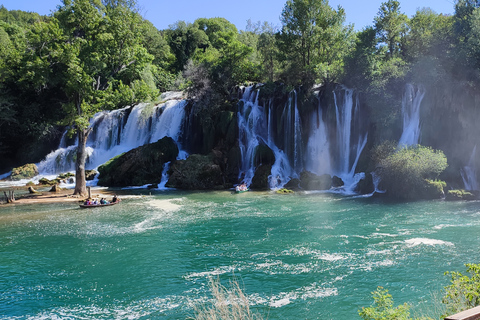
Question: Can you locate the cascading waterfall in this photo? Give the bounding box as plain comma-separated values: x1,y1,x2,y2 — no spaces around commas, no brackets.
237,87,298,189
37,95,188,185
305,103,331,176
461,146,478,191
333,87,368,188
398,84,425,147
238,85,368,191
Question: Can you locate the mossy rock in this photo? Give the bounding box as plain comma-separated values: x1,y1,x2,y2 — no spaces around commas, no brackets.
422,179,446,200
98,136,179,187
299,171,332,190
332,176,344,188
355,173,375,194
276,188,294,194
250,164,272,190
10,163,38,181
284,178,301,190
166,153,224,190
58,172,75,180
85,169,98,181
446,189,477,201
39,177,59,186
254,144,276,167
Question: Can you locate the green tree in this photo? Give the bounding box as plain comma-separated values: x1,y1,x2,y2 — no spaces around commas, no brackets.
278,0,354,85
374,0,408,59
257,22,280,82
405,8,453,62
20,0,156,196
164,20,208,73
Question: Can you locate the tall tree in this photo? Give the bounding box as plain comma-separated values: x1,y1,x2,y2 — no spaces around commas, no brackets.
278,0,354,85
374,0,408,59
22,0,155,196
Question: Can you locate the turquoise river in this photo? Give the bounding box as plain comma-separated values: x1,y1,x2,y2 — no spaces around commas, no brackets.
1,190,480,319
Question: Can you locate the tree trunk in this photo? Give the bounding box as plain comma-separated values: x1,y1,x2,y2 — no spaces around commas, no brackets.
73,128,89,196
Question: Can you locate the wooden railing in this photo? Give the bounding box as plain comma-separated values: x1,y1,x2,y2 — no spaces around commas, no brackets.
445,306,480,320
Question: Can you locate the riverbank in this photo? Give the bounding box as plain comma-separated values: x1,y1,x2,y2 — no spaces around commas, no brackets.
0,186,118,206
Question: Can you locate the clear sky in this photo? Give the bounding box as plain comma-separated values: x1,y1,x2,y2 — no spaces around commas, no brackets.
1,0,456,31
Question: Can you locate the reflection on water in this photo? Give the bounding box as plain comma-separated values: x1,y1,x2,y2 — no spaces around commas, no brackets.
0,191,479,319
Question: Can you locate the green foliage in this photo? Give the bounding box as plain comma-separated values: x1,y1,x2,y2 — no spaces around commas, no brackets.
443,263,480,316
377,145,448,200
446,189,477,201
374,0,408,59
359,287,412,320
278,0,355,85
404,8,454,62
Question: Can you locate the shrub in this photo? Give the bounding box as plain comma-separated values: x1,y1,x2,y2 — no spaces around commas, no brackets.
359,287,412,320
377,145,448,200
443,263,480,316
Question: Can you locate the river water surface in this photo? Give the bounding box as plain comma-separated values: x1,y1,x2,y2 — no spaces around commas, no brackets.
1,191,480,319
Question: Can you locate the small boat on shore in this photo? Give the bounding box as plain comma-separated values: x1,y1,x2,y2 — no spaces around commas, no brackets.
235,184,249,193
79,201,120,208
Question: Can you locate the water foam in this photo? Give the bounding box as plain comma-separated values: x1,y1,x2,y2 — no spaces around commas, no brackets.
404,238,454,247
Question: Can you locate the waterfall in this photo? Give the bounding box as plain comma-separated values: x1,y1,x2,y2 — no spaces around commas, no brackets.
398,84,425,147
333,87,368,186
37,96,188,178
238,87,264,186
305,103,331,176
237,87,297,188
461,146,478,191
238,85,367,191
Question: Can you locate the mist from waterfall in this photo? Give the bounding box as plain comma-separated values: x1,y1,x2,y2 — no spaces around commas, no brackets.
37,96,188,176
398,84,425,147
305,103,331,176
461,146,478,191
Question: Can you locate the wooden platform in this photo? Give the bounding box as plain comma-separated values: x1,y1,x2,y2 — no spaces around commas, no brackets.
445,306,480,320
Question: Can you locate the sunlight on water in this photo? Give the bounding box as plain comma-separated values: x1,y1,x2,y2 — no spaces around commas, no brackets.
1,191,479,319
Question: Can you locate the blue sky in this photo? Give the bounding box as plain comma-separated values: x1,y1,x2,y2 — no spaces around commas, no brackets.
1,0,456,31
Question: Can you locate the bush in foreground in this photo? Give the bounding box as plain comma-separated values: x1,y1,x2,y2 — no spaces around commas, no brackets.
376,145,448,200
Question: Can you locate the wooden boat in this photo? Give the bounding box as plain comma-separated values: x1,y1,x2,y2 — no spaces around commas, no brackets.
79,201,120,208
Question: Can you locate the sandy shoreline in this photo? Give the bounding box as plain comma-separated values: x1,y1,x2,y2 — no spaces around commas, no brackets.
0,186,118,206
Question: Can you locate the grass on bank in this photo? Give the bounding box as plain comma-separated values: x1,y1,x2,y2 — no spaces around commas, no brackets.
191,277,265,320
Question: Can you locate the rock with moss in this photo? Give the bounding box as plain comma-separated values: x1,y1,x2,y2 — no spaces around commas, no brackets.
299,171,332,190
355,173,375,194
284,178,301,190
58,172,75,180
250,164,272,190
166,153,224,190
85,170,98,181
332,176,344,188
422,179,446,199
254,144,275,167
9,163,38,181
276,188,294,194
39,177,58,186
98,136,179,187
446,189,477,201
